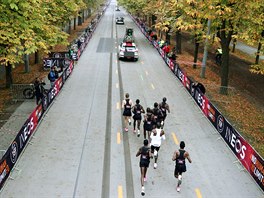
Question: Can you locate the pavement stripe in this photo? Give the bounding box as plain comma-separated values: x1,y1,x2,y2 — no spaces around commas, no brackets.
140,75,144,81
118,185,123,198
117,132,121,144
171,132,179,145
116,69,118,74
116,102,120,109
145,70,149,76
151,83,155,90
116,83,119,88
195,188,202,198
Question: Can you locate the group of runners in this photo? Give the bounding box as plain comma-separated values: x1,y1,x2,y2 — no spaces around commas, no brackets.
122,93,192,196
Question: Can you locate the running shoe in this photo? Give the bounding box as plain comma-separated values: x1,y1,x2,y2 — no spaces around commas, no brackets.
137,130,140,137
144,177,147,182
133,130,136,134
125,128,128,132
141,186,145,196
154,163,157,169
176,186,180,192
128,119,131,125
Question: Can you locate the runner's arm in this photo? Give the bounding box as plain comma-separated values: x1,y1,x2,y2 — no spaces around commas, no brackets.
166,104,170,113
148,149,153,158
141,106,145,113
121,100,125,109
185,152,192,163
136,148,141,157
172,151,178,161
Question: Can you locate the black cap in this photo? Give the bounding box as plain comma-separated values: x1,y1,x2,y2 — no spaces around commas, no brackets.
143,139,148,146
163,97,167,102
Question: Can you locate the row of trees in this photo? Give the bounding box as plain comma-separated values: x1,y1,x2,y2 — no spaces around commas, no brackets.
0,0,105,87
118,0,264,94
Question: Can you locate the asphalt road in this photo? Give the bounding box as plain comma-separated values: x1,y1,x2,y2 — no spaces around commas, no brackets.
1,1,263,198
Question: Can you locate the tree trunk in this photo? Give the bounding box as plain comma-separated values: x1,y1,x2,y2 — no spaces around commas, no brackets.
68,20,71,34
176,30,182,54
5,63,13,88
74,17,76,30
34,51,39,64
82,10,85,23
24,54,30,73
151,15,156,27
232,38,236,52
78,12,82,26
88,8,91,17
148,16,151,28
220,39,231,95
193,41,199,69
255,42,262,64
166,32,170,45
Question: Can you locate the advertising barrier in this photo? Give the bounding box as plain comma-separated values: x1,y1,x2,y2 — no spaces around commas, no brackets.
132,15,264,191
0,60,74,189
0,4,107,190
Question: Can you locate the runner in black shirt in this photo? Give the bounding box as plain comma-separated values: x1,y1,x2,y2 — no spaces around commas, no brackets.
172,141,192,192
152,102,163,129
132,99,145,137
136,139,152,196
122,93,133,132
143,107,154,140
159,97,170,128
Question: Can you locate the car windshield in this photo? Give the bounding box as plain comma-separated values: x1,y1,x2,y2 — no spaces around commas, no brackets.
125,46,136,51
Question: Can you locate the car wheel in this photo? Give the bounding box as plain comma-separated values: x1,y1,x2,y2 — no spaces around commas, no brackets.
134,58,138,61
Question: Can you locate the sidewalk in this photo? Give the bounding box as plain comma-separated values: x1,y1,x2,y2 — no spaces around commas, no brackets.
0,100,35,157
235,41,264,60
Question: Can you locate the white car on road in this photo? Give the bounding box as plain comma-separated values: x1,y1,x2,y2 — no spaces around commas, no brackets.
118,41,139,61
